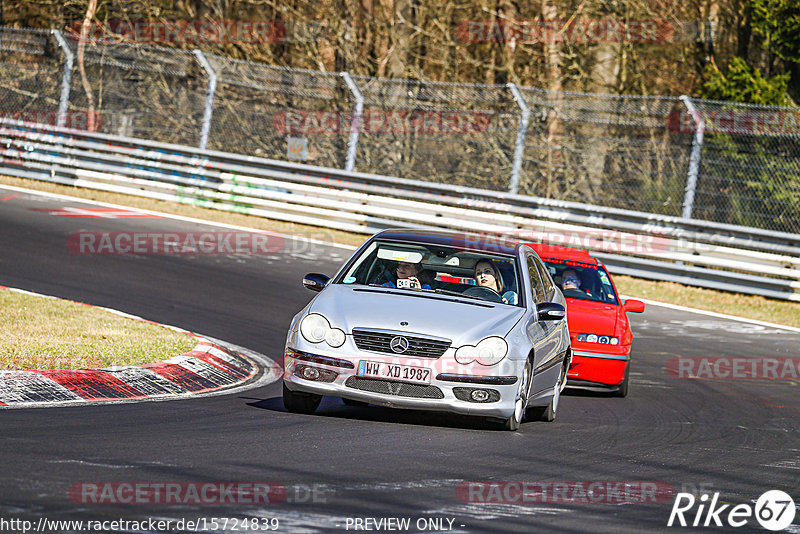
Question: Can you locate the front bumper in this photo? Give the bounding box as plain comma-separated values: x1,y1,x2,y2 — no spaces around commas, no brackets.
566,346,630,387
283,348,523,419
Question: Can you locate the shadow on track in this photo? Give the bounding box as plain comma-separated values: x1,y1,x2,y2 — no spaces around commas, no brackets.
240,395,549,432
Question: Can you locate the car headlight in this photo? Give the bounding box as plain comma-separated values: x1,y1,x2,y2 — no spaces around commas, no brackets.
455,336,508,366
300,313,346,347
577,333,619,345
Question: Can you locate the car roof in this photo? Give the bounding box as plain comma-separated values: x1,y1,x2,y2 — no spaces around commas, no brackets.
525,243,600,265
375,229,522,256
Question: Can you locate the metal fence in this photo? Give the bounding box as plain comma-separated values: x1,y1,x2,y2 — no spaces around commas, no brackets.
0,26,798,234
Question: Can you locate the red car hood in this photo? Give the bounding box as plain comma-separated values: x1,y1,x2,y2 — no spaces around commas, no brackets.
565,298,619,336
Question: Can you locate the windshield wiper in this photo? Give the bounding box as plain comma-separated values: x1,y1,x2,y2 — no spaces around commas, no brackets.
434,288,485,301
366,284,430,292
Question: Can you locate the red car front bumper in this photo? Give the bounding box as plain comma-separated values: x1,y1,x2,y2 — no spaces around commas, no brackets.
567,345,630,389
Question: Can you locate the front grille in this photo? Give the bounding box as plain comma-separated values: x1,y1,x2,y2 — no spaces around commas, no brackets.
352,328,451,358
345,377,445,399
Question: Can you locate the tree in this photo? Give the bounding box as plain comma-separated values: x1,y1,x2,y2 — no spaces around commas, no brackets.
748,0,800,101
701,56,790,105
748,0,800,63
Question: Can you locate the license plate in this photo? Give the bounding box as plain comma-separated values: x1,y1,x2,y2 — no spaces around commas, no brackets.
357,360,432,384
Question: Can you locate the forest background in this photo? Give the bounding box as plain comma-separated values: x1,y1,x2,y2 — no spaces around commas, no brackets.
2,0,798,106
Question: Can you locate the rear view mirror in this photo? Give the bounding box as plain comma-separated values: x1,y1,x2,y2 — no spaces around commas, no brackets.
537,302,566,322
377,247,424,263
302,273,330,292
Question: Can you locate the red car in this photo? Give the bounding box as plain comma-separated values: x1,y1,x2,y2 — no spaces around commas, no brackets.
528,244,645,397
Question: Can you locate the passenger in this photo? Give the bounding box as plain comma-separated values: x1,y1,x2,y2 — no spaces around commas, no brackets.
474,259,518,304
384,261,431,289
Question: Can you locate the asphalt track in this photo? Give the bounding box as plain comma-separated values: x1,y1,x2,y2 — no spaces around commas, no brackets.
0,185,798,533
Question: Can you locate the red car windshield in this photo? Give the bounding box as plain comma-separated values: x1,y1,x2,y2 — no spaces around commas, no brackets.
541,259,619,304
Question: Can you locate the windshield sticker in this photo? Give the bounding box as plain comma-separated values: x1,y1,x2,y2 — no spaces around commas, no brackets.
343,276,356,284
437,275,477,285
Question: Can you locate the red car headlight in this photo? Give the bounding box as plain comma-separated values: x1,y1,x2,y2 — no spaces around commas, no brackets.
576,333,619,345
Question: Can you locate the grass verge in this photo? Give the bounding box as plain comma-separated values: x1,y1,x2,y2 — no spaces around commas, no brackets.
2,174,799,330
0,287,198,371
615,276,800,328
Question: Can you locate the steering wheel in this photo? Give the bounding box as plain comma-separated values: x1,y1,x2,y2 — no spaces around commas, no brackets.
561,288,587,298
462,286,504,303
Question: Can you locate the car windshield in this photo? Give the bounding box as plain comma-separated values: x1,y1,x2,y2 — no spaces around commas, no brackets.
541,258,619,304
336,240,522,306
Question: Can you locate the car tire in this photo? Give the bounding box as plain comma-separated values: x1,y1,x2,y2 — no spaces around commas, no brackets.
502,360,532,431
530,360,566,422
615,363,630,398
342,398,369,407
283,382,322,414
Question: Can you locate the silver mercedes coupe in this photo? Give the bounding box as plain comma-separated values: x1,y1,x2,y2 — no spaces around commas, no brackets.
282,229,571,430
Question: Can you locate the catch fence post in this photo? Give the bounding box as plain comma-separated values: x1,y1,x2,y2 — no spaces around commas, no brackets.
507,83,530,195
193,50,217,150
51,30,73,128
341,72,363,172
680,95,705,219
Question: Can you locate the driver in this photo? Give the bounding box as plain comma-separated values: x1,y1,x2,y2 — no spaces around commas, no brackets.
474,260,517,304
561,268,592,296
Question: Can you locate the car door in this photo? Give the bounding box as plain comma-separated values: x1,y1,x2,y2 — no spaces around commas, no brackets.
525,253,562,398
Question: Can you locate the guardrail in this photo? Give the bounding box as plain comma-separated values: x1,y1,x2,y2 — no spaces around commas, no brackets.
1,117,798,302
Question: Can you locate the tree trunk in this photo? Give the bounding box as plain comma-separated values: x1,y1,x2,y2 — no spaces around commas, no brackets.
77,0,98,131
542,0,562,198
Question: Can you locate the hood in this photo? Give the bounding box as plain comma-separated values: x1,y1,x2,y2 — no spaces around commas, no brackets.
565,298,619,336
309,285,525,347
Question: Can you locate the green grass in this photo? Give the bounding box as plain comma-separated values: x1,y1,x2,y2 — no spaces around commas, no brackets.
2,174,799,331
0,287,198,370
615,275,800,328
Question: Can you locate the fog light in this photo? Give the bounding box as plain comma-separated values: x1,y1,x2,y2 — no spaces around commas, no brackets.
294,364,338,383
470,389,490,402
453,387,500,403
301,366,320,380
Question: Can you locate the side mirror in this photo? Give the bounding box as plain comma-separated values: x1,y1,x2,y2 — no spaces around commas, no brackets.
302,273,330,292
624,299,645,313
537,302,566,322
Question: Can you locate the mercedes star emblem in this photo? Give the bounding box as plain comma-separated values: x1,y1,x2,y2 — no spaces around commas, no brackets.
389,336,410,353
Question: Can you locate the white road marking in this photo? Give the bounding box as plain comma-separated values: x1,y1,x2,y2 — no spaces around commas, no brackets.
621,295,800,334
